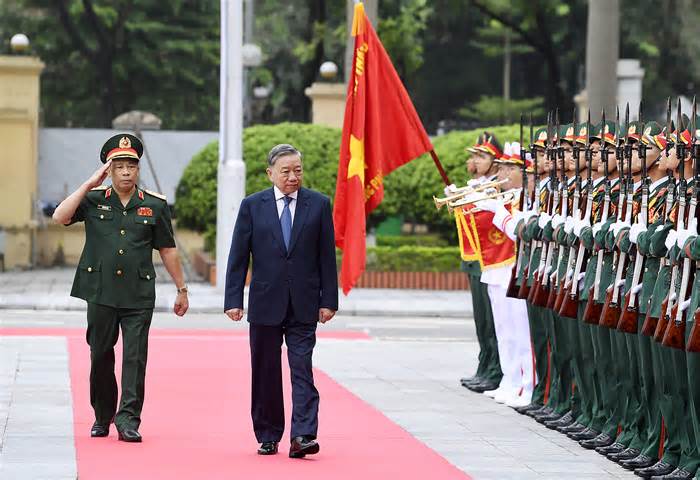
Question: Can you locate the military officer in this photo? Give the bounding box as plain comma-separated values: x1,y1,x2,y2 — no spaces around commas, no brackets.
52,133,189,443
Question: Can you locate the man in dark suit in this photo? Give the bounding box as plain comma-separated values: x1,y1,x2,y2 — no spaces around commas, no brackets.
224,144,338,458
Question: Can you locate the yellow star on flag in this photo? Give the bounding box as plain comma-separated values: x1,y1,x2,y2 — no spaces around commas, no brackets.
347,134,365,184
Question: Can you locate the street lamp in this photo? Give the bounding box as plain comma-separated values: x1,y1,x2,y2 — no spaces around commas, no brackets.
10,34,30,54
242,43,262,67
319,61,339,81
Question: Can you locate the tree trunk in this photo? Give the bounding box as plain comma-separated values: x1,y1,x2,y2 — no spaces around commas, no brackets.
345,0,378,84
585,0,620,122
301,0,327,121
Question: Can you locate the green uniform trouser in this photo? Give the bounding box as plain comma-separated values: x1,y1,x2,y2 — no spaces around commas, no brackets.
87,302,154,430
575,303,598,429
669,338,700,474
549,310,573,414
468,273,502,383
527,302,548,406
686,318,700,478
591,324,621,437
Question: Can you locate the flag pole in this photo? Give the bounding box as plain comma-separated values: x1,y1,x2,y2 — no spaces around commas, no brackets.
429,150,451,185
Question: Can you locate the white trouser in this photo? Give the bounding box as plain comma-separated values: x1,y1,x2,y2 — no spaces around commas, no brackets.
487,284,535,396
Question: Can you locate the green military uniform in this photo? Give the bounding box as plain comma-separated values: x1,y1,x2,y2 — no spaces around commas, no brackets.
69,134,176,432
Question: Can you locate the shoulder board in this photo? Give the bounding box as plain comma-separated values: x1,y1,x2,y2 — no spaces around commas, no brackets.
90,186,108,191
144,189,167,201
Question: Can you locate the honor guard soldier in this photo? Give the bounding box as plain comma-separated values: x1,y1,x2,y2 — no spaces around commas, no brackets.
52,134,189,443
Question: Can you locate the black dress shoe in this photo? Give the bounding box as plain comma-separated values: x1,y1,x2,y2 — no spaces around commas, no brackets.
597,441,626,455
534,412,562,423
651,468,694,479
569,427,599,441
580,433,614,450
289,436,320,459
460,375,481,385
635,461,676,479
117,428,142,443
90,422,109,438
609,447,641,462
514,403,542,415
466,381,499,393
621,454,655,470
545,411,574,429
526,405,551,418
558,421,585,434
257,442,279,455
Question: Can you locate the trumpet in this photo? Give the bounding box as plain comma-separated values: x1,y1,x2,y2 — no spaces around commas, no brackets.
433,179,508,210
448,188,520,213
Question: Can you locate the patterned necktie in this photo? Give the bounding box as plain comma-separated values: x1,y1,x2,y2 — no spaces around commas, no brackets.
281,195,293,250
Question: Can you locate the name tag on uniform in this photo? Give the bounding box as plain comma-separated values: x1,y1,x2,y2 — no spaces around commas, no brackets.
97,204,112,211
137,207,153,217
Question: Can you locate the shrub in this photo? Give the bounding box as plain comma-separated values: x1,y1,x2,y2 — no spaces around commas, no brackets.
375,234,448,247
367,246,462,272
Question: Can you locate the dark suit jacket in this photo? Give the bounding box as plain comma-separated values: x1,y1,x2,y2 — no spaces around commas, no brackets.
224,187,339,325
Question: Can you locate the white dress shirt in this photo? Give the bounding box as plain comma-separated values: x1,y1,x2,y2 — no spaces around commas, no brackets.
273,185,298,223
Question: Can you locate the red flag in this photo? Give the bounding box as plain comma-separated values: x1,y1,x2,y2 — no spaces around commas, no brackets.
333,2,433,294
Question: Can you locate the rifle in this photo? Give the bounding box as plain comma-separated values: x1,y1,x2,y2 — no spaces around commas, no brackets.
642,99,674,336
561,110,593,318
600,105,631,328
533,111,561,307
664,98,696,349
529,113,554,306
555,110,581,314
547,110,568,309
618,101,648,333
584,109,611,323
687,112,700,350
657,98,688,343
517,115,537,299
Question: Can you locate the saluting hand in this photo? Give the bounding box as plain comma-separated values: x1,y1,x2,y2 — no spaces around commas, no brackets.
85,160,112,189
318,308,336,324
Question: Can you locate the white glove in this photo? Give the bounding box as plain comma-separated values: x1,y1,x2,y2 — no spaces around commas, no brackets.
538,212,552,229
665,229,678,251
680,298,692,313
612,220,630,237
577,272,586,282
523,210,538,221
479,199,501,213
592,221,603,236
629,223,647,244
444,184,457,196
564,217,574,234
574,217,591,237
551,214,564,229
689,217,698,236
631,282,643,295
467,179,480,187
512,210,525,225
676,227,694,249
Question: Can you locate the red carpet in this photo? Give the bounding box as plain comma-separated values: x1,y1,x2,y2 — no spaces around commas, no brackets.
59,330,471,480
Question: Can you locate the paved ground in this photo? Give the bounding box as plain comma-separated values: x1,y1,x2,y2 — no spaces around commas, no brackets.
0,269,637,479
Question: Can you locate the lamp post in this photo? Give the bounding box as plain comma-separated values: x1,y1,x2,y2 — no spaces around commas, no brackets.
217,0,246,290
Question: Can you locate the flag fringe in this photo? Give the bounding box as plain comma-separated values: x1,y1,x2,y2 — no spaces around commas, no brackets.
351,2,366,36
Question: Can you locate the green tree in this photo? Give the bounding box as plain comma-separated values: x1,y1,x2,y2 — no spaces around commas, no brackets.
0,0,220,129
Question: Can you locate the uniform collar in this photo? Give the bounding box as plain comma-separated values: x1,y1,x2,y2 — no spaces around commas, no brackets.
108,185,144,211
273,185,299,202
649,176,668,193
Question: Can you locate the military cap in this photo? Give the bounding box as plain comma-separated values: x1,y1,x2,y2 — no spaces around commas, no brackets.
625,121,642,143
466,133,485,153
598,121,617,146
641,121,663,147
575,122,597,145
495,141,531,169
476,132,503,158
532,127,548,149
100,133,143,164
559,123,576,144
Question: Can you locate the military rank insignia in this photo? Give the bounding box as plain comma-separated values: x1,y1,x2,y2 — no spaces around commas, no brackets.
137,207,153,217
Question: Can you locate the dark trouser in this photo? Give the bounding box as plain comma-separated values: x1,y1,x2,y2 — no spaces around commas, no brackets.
670,334,700,474
658,342,682,465
249,303,319,443
86,302,153,430
527,302,548,406
549,310,573,414
686,320,700,477
592,324,620,437
575,303,597,429
637,317,663,459
468,273,502,383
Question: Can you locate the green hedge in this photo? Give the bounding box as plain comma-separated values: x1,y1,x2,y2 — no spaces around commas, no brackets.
375,234,448,247
174,122,522,251
367,246,461,272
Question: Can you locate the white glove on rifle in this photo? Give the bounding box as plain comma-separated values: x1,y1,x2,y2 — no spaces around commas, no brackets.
538,212,552,229
592,221,604,236
629,223,647,244
676,226,695,249
564,216,575,234
574,217,591,237
665,229,678,251
551,214,564,229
